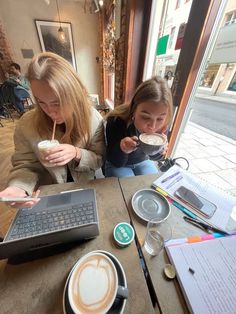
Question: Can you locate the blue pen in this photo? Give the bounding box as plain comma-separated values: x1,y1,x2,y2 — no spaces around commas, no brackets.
172,200,197,219
161,171,180,183
166,175,183,189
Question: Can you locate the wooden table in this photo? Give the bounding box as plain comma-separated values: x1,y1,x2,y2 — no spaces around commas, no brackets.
119,174,206,314
0,177,155,314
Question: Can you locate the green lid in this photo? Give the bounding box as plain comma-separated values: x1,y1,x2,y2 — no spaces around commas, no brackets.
113,222,135,246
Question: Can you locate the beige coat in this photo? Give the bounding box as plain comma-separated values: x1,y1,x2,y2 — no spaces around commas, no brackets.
8,107,105,195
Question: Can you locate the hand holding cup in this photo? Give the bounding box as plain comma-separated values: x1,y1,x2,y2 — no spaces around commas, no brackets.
120,136,139,154
38,141,79,167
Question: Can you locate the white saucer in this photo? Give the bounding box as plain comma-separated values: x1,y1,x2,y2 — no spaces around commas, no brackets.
63,250,127,314
132,189,171,222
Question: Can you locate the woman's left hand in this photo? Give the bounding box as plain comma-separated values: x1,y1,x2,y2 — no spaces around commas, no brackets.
161,134,168,155
161,142,168,155
45,144,79,166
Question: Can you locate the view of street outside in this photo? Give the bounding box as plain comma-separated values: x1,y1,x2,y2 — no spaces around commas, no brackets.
153,0,236,194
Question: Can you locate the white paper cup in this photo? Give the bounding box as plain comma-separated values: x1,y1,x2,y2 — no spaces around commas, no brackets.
68,252,128,314
37,140,59,167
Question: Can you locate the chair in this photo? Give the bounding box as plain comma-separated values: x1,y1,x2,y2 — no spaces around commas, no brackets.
22,95,34,111
0,83,16,120
0,83,34,119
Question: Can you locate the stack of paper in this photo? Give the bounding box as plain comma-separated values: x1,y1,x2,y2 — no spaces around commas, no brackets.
153,165,236,233
165,235,236,314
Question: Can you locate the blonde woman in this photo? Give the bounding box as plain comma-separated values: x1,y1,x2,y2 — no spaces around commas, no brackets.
0,52,105,207
105,76,173,177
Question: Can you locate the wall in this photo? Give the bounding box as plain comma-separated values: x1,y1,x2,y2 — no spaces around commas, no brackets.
0,0,100,94
0,19,14,82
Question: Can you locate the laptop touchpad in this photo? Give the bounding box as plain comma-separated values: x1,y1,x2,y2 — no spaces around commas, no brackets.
47,193,71,207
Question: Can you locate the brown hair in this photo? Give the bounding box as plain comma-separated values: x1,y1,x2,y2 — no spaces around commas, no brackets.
106,76,173,130
27,52,91,145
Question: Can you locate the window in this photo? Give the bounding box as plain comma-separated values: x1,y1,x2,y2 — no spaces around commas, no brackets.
224,10,236,26
200,64,220,88
168,27,176,49
228,72,236,91
175,0,181,9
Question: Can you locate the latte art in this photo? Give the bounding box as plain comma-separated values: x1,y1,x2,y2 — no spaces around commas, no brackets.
139,133,166,156
69,254,117,314
140,134,165,146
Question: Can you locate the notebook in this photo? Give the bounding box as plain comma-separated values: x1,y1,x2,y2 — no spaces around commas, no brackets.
165,235,236,314
0,188,99,260
152,165,236,233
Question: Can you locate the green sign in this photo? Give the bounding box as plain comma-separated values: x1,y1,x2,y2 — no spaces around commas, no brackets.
156,35,169,55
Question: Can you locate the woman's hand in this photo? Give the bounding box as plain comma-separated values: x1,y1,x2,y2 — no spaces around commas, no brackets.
120,136,139,154
0,187,40,208
44,144,80,166
160,134,168,156
161,142,168,156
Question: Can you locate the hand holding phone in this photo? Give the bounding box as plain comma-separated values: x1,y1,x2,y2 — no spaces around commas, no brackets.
0,197,36,202
174,186,217,218
0,187,40,207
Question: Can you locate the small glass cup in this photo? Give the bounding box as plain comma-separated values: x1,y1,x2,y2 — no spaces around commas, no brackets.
143,218,172,256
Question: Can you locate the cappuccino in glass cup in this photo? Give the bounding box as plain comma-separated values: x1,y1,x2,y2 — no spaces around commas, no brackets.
68,252,128,314
37,140,59,167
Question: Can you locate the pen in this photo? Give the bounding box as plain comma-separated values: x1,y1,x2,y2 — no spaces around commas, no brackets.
172,201,197,219
161,171,180,183
155,187,168,196
183,216,226,234
154,187,197,219
166,175,183,189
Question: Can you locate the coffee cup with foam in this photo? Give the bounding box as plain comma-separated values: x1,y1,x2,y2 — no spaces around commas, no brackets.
68,252,128,314
139,133,166,156
37,140,59,167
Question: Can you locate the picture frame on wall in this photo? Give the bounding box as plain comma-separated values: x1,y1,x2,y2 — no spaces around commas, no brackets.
35,20,76,70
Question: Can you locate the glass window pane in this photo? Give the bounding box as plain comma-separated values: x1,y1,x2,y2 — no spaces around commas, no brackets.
227,71,236,91
200,64,220,88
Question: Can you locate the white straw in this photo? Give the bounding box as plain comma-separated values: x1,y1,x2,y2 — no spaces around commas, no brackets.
51,120,56,141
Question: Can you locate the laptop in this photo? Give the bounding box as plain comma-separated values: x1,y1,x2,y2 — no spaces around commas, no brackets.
0,188,99,260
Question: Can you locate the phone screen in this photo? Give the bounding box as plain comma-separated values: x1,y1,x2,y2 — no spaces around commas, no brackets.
175,186,217,218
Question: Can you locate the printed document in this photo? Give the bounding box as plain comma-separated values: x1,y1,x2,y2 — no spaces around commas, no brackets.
165,236,236,314
153,165,236,233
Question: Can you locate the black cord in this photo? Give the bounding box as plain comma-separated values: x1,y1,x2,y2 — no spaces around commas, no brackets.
157,156,189,172
173,156,189,170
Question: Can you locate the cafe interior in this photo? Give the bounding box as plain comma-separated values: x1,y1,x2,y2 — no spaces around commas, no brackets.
0,0,235,313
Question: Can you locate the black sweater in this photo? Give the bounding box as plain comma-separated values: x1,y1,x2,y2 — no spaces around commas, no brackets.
106,117,163,167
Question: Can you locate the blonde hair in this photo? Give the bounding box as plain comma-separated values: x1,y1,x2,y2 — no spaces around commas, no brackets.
27,52,91,144
107,76,173,129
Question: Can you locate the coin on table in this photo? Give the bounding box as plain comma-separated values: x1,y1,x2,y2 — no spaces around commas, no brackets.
164,264,176,279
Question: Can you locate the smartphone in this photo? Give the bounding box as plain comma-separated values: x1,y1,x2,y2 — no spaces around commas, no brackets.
174,186,217,218
0,197,36,202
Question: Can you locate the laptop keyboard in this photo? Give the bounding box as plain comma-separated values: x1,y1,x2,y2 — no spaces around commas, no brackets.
7,201,96,240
